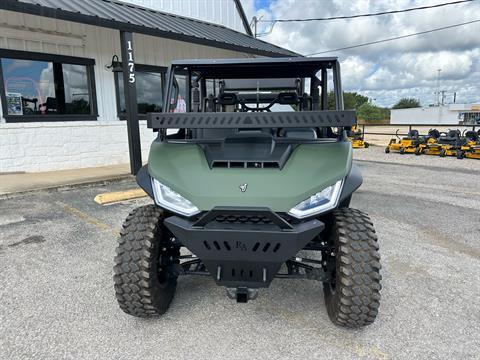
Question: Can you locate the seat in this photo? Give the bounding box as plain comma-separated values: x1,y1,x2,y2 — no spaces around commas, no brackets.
279,128,317,139
216,93,238,106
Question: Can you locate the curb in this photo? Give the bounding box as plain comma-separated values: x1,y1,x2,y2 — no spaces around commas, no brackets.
0,174,133,200
94,188,147,205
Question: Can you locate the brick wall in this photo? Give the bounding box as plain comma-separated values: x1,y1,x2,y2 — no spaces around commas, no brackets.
0,121,156,173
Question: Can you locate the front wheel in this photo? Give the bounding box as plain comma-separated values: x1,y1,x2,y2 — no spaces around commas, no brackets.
323,208,382,328
114,205,179,317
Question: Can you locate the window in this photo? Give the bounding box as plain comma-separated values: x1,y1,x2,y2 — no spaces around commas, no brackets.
114,65,166,119
0,50,97,122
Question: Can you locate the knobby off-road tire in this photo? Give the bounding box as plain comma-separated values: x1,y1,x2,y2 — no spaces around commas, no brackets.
114,205,179,317
323,208,381,328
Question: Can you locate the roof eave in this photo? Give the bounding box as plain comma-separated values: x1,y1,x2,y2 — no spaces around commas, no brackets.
0,0,297,57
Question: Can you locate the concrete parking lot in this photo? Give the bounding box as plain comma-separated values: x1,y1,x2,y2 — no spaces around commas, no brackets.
1,147,479,360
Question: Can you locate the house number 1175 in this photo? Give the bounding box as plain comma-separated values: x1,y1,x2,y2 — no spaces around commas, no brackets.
127,40,135,83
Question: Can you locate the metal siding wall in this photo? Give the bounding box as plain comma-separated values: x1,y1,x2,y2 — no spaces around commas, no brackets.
122,0,245,33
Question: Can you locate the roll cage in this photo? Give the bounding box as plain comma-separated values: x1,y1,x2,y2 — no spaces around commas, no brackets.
147,57,353,142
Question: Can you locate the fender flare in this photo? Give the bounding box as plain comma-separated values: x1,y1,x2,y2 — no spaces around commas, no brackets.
136,165,155,199
339,163,363,203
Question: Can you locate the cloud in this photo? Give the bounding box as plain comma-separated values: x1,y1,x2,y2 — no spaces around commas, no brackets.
241,0,480,107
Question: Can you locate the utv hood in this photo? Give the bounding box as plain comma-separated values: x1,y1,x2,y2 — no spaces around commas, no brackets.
148,141,352,213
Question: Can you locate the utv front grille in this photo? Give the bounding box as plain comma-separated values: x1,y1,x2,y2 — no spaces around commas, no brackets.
193,207,293,230
214,214,273,225
211,161,279,169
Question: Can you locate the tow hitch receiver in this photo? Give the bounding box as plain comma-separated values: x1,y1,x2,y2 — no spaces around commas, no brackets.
226,287,258,303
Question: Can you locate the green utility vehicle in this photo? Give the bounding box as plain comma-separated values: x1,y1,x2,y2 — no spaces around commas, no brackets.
114,57,381,327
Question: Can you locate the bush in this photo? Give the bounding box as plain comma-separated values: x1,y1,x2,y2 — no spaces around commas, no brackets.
357,102,390,122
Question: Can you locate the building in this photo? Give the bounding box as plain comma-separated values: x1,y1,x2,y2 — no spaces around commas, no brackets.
391,104,480,126
0,0,294,173
124,0,253,35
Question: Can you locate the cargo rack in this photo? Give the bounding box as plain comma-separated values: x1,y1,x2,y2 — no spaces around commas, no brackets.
146,110,356,130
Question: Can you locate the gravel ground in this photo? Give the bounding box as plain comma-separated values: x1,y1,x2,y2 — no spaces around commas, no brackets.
0,152,479,360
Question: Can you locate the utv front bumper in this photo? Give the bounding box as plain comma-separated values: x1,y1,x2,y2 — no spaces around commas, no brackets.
164,207,324,289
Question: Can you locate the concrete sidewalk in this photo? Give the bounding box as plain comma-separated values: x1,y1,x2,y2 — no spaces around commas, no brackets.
0,163,132,196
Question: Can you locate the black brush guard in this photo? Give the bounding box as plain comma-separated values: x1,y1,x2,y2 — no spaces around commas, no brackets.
164,207,324,288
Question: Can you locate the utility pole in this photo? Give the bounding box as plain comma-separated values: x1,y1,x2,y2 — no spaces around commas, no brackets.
251,16,257,37
250,16,263,38
435,69,442,106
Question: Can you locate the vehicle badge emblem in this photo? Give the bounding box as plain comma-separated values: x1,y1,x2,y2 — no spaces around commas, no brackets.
239,183,248,193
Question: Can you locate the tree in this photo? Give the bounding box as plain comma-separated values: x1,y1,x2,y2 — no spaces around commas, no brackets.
327,91,369,110
356,102,390,122
392,98,421,109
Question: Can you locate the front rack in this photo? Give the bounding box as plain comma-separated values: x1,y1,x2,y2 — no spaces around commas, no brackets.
147,110,356,130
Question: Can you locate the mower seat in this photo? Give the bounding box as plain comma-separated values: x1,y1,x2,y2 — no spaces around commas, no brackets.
465,131,479,142
406,130,419,139
438,130,460,144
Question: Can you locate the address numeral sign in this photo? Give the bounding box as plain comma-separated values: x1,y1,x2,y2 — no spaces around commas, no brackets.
127,40,135,83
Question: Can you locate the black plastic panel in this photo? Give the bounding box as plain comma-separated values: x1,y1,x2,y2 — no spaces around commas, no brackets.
200,134,293,170
147,110,356,129
165,210,324,288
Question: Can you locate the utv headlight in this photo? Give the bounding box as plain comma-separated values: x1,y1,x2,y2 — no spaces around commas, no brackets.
151,178,200,217
288,180,343,219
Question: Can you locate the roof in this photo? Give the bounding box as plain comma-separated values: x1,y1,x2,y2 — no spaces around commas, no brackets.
170,57,338,78
0,0,297,57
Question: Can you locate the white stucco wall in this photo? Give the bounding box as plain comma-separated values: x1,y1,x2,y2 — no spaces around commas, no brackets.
0,10,253,173
390,106,461,125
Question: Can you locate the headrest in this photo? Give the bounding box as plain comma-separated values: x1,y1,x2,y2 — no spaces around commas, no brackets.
277,92,298,105
217,93,238,106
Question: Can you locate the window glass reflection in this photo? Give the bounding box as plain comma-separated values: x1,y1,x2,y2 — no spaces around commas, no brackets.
1,58,92,116
2,59,54,115
117,70,163,116
62,64,90,114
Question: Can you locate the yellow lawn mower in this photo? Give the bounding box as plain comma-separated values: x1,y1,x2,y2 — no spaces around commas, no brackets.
436,130,463,158
347,125,369,148
457,130,480,160
416,129,441,156
385,129,420,154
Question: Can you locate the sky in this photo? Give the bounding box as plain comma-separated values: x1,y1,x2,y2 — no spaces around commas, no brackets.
241,0,480,108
